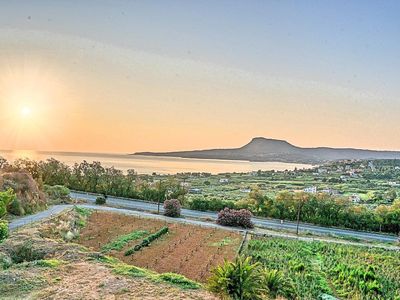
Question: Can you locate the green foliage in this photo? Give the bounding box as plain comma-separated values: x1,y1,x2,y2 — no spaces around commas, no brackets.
208,256,266,300
157,273,201,289
74,206,91,217
0,188,16,217
8,198,25,216
15,259,64,269
0,220,9,242
95,196,106,205
33,259,63,268
124,226,168,256
9,241,46,264
97,255,200,290
44,184,70,203
189,196,235,212
101,230,148,252
262,268,294,298
245,237,400,299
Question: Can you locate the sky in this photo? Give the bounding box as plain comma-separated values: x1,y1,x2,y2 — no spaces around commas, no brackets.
0,0,399,153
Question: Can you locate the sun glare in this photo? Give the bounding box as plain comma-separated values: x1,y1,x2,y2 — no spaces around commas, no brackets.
21,106,32,117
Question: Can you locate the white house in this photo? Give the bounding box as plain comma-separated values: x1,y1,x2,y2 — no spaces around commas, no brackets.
219,178,229,184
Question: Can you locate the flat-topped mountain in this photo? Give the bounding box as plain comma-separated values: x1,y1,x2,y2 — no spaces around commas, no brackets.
134,137,400,164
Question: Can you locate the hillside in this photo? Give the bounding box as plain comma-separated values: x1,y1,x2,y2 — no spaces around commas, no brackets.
0,172,47,216
134,137,400,164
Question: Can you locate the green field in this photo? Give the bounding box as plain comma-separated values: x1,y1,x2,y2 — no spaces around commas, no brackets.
244,237,400,299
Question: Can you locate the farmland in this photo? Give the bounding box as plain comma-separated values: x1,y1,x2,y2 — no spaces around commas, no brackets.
77,210,242,282
244,236,400,299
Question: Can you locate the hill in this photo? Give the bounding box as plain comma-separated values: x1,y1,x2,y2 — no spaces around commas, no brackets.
134,137,400,164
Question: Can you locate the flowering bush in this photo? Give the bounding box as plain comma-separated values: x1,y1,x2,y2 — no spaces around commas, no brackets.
216,208,254,228
164,199,181,217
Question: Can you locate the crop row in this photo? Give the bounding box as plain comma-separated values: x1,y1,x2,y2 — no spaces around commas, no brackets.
124,226,169,256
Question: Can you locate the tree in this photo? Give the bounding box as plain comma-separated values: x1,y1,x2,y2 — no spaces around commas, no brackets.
294,192,310,235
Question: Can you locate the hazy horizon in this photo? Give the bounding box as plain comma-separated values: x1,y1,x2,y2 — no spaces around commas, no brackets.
1,1,399,153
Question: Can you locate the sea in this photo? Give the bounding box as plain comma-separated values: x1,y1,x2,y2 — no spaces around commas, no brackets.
0,150,313,175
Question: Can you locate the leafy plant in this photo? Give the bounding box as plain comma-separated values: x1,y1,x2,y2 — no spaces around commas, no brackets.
95,196,106,205
262,268,294,299
0,188,16,217
157,273,201,289
208,256,266,300
124,226,168,255
102,230,148,252
74,206,91,217
0,220,8,242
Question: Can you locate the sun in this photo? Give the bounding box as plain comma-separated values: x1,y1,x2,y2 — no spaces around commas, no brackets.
21,106,32,117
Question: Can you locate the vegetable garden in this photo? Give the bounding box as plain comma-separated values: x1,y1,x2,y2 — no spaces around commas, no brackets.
77,211,242,282
245,237,400,299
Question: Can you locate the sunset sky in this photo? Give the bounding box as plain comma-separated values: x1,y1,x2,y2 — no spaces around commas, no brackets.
0,1,399,153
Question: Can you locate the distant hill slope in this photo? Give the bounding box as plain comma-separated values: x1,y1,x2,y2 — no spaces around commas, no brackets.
134,137,400,164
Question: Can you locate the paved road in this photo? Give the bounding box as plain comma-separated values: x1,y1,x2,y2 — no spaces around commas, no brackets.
70,191,398,243
8,203,245,234
8,205,73,231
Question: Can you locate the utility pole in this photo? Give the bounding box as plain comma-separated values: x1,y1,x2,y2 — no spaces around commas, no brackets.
157,179,162,214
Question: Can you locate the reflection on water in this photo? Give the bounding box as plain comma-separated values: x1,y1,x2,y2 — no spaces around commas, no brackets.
0,150,313,175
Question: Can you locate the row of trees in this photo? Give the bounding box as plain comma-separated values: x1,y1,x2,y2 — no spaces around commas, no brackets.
0,158,186,203
235,188,400,234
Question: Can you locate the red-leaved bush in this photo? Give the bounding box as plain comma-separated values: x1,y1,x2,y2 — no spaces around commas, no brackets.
216,208,254,228
163,199,181,217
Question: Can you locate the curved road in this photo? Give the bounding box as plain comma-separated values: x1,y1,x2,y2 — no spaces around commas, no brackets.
69,191,398,243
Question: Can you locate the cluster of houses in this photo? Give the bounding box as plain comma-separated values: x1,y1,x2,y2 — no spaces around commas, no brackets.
302,186,361,203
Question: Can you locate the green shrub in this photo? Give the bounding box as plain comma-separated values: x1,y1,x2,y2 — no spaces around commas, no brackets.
208,256,266,300
125,226,168,256
8,199,25,216
95,196,106,205
0,220,9,242
262,268,294,298
44,185,70,203
10,241,46,264
0,189,16,217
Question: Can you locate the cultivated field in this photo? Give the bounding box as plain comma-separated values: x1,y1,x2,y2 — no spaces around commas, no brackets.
245,236,400,299
77,211,243,282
